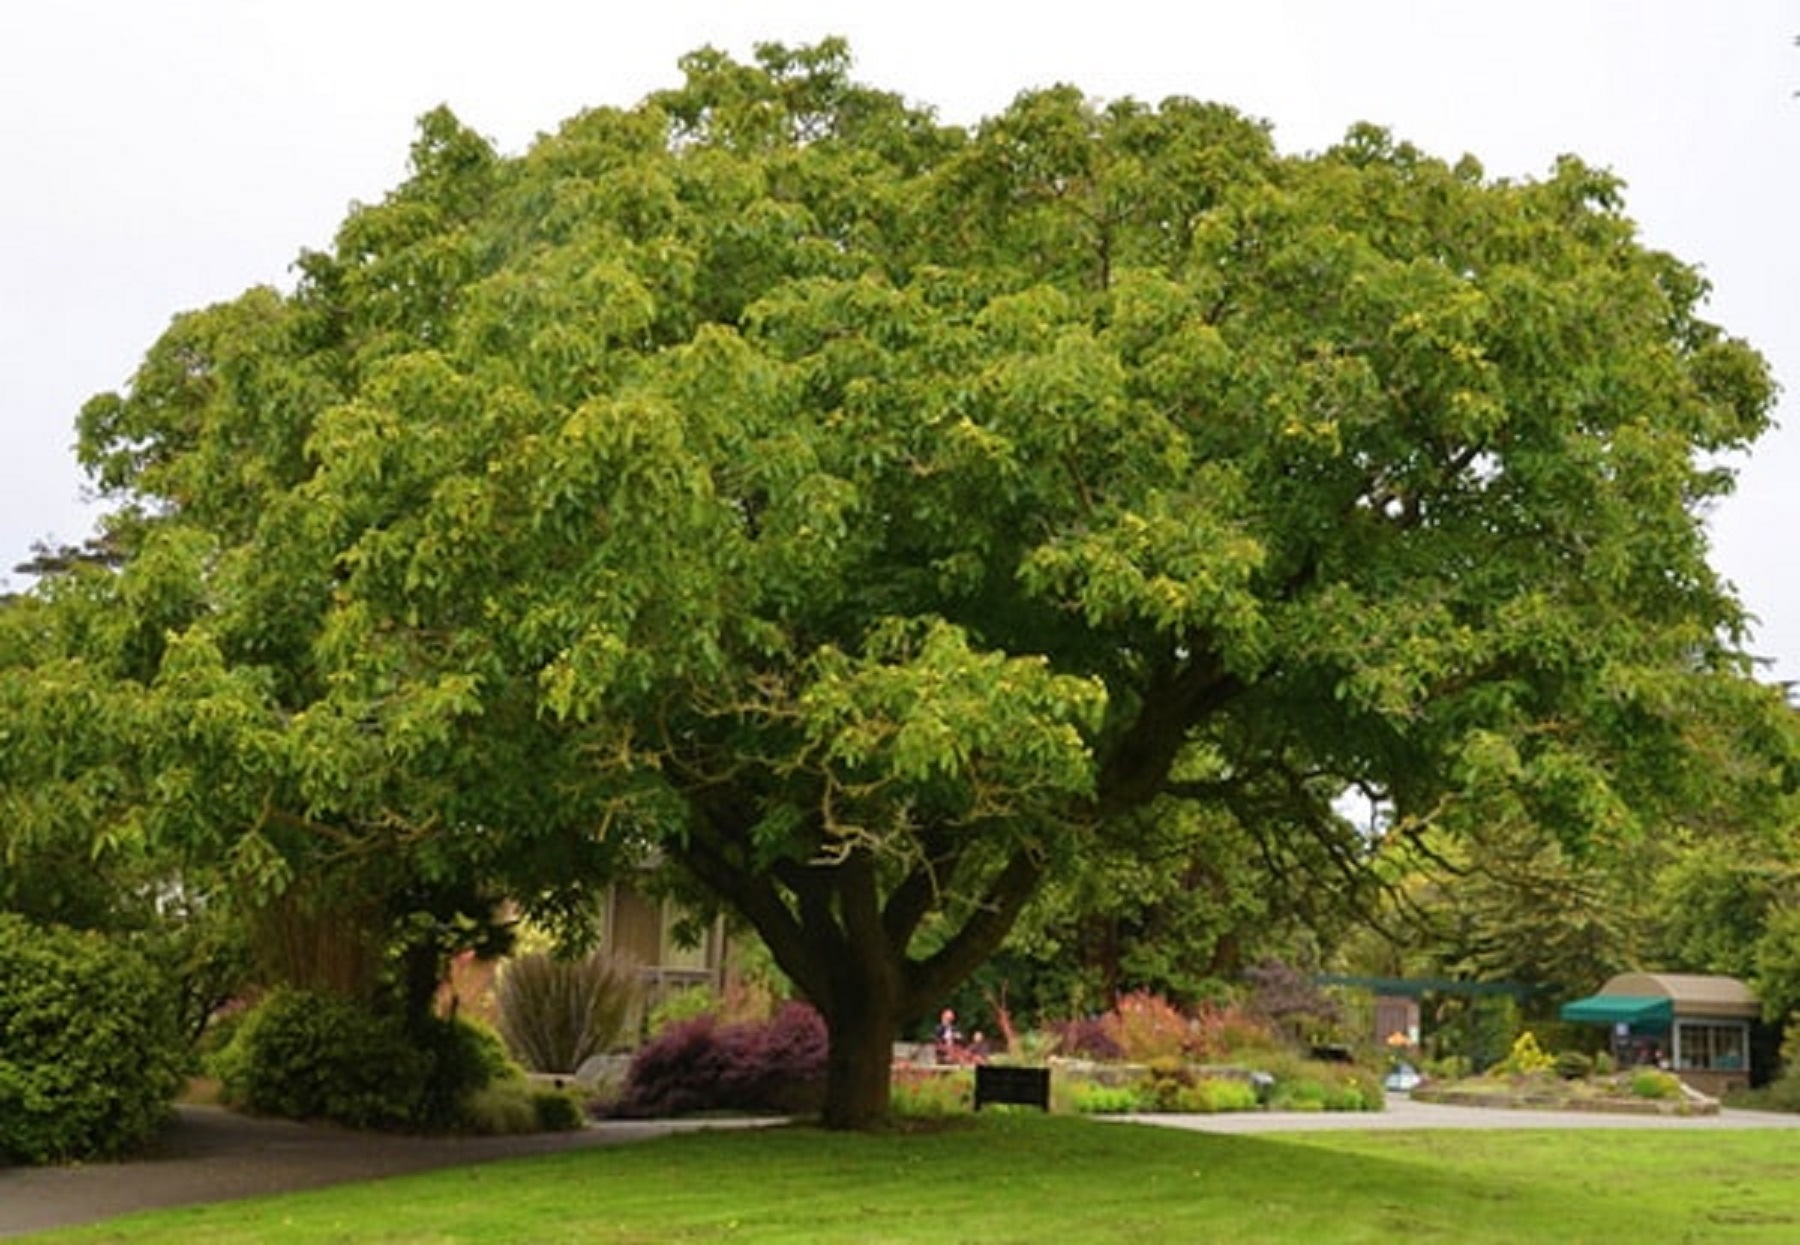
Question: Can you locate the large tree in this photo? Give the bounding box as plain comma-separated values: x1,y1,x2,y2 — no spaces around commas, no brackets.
42,41,1785,1127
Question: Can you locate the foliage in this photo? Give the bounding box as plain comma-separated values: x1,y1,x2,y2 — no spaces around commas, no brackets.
16,38,1787,1131
1254,1051,1386,1113
414,1013,518,1131
1104,990,1192,1062
890,1066,974,1118
1554,1050,1594,1080
1064,1080,1148,1114
1243,960,1343,1047
613,1001,827,1117
645,985,724,1036
643,973,777,1038
1047,990,1279,1065
0,914,186,1163
989,804,1347,1017
495,950,641,1072
1752,906,1800,1021
1422,1053,1473,1081
1172,1077,1263,1113
531,1087,588,1131
1431,993,1523,1074
1496,1031,1556,1077
1650,838,1779,981
1189,1000,1284,1060
214,990,425,1128
213,989,512,1131
1047,1014,1126,1061
459,1079,599,1133
1747,1042,1800,1114
1629,1069,1685,1101
460,1082,541,1135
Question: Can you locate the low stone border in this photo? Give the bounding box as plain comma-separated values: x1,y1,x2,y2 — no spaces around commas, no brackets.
1412,1085,1719,1117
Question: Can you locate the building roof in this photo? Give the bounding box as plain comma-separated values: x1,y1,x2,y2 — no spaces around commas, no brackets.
1596,972,1760,1019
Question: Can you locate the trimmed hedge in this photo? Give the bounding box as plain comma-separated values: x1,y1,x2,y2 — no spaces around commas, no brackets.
0,914,186,1163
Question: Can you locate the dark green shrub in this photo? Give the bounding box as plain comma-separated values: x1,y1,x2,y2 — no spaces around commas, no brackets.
215,990,431,1129
496,951,641,1073
412,1014,519,1131
0,914,186,1163
213,990,513,1131
532,1088,586,1131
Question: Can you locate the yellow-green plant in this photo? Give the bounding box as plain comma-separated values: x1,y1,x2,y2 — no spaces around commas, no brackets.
1497,1031,1555,1076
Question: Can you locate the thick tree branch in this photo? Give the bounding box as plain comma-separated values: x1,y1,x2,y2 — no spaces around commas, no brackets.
1095,651,1242,815
676,819,830,1003
881,828,963,946
907,846,1043,1012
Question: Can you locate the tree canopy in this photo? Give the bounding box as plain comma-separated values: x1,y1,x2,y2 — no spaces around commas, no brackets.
8,40,1790,1127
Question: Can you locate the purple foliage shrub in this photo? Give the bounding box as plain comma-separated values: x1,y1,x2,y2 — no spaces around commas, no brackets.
1049,1014,1126,1061
614,1001,827,1117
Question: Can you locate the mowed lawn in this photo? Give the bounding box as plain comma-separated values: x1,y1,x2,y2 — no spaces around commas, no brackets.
27,1113,1800,1244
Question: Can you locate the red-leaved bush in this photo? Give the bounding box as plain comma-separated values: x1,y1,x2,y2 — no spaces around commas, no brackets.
1105,990,1191,1062
612,1001,827,1117
1050,993,1279,1064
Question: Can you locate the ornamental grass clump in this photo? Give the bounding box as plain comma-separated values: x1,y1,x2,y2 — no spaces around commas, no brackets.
496,951,641,1074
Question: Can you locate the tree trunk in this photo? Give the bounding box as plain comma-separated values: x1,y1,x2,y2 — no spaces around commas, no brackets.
820,987,902,1130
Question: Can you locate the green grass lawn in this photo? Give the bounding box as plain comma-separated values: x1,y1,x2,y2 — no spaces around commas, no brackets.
29,1114,1800,1244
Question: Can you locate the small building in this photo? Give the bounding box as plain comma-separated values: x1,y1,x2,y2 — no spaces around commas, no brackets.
598,880,730,1014
1560,972,1760,1098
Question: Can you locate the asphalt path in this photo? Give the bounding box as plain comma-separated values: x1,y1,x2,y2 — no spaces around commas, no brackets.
6,1096,1800,1238
0,1106,773,1239
1116,1091,1800,1133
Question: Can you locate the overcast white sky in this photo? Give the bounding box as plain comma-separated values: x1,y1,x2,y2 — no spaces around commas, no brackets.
3,2,1796,684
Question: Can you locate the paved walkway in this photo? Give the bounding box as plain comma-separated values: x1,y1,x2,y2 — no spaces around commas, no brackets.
0,1106,772,1239
7,1096,1800,1238
1116,1091,1800,1134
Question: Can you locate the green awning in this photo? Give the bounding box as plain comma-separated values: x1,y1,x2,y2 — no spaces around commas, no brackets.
1560,995,1674,1027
